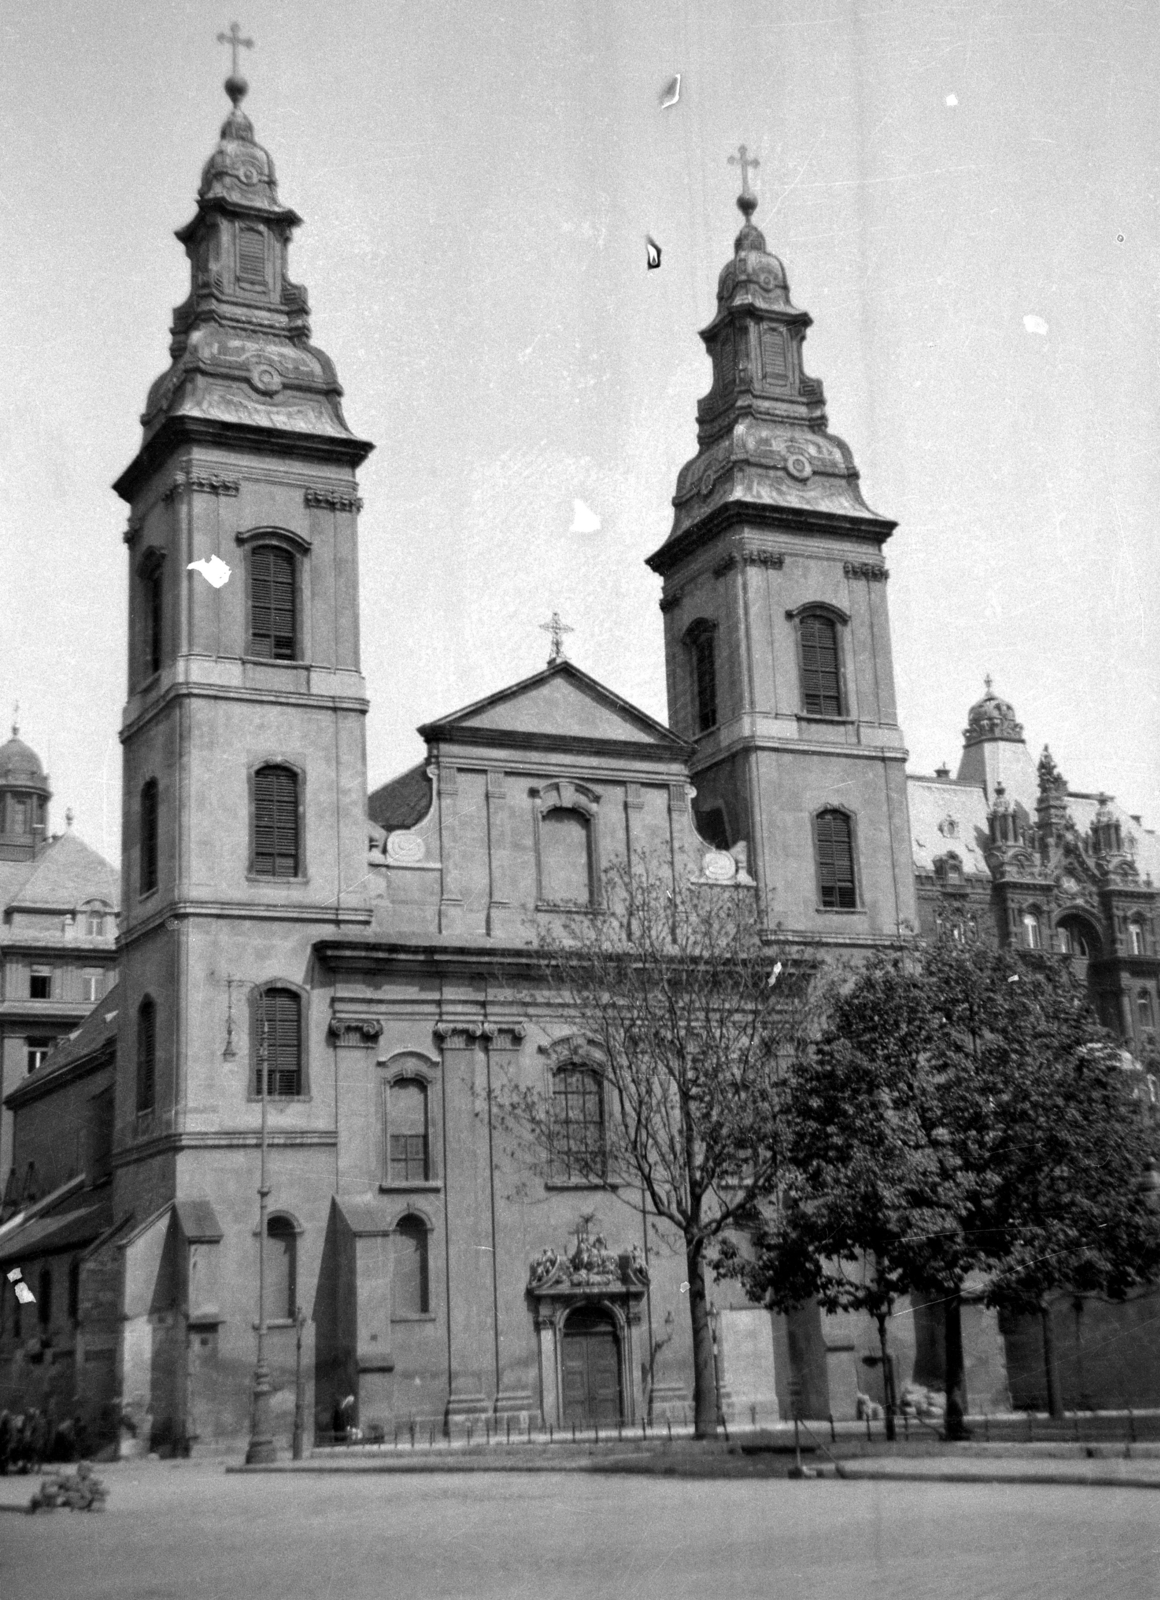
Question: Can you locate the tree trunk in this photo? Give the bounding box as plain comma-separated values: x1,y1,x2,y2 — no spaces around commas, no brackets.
1040,1303,1063,1419
685,1240,718,1439
944,1290,969,1440
876,1312,897,1442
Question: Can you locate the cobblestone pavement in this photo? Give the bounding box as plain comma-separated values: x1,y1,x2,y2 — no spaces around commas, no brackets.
1,1458,1158,1600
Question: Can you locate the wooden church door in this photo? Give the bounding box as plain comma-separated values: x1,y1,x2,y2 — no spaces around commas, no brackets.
561,1305,622,1426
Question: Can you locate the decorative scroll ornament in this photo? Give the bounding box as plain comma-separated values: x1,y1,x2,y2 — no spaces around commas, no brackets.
328,1016,384,1044
527,1234,649,1294
163,473,240,501
386,831,426,864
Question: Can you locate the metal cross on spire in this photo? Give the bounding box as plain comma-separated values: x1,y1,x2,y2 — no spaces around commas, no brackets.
540,611,574,666
728,144,760,199
11,702,17,739
217,21,254,78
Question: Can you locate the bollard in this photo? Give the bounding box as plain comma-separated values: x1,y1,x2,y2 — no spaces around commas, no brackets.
506,1416,511,1445
903,1413,909,1442
1129,1408,1137,1444
595,1423,599,1445
409,1420,416,1450
641,1417,647,1440
527,1417,532,1444
572,1421,577,1443
984,1414,990,1443
829,1412,836,1444
667,1418,672,1442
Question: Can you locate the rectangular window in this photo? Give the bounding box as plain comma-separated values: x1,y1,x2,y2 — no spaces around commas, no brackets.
238,225,267,283
26,1037,52,1074
82,970,101,1003
29,970,51,1000
552,1067,606,1181
250,546,297,660
253,766,300,877
387,1079,429,1184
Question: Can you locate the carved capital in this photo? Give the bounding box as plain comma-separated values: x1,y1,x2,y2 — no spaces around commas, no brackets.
712,554,737,578
843,561,888,581
658,586,685,614
482,1022,527,1049
163,473,240,501
434,1021,486,1047
328,1016,384,1045
305,488,363,512
740,549,785,569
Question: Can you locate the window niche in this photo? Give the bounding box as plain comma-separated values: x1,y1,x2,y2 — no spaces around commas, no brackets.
264,1215,298,1322
237,529,310,663
391,1213,431,1318
136,996,156,1113
140,777,159,897
137,550,165,682
533,783,600,909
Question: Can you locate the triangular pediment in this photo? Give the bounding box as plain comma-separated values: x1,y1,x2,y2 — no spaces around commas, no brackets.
418,662,688,756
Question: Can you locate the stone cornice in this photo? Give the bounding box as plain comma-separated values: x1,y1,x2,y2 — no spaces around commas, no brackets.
113,414,374,504
646,498,895,578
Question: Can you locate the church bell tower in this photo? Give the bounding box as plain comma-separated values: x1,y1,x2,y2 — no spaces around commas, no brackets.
647,156,915,942
112,66,373,1223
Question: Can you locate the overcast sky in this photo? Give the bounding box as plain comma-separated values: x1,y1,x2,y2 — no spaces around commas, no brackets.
2,0,1157,863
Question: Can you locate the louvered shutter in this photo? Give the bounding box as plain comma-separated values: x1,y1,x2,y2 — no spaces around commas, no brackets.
800,615,842,717
253,766,299,877
257,988,301,1096
250,546,296,660
137,999,156,1112
140,780,159,894
238,225,267,284
816,811,856,909
761,326,789,386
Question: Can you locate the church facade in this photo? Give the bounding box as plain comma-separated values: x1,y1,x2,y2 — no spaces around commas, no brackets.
1,78,1157,1449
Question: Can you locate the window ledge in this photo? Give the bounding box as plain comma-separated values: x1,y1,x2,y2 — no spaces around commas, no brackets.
240,655,305,668
390,1313,436,1324
815,906,864,916
535,901,598,915
378,1181,442,1193
244,1094,312,1105
245,874,311,887
796,714,855,726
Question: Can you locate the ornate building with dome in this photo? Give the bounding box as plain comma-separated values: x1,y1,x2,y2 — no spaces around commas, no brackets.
0,724,119,1204
0,78,1156,1448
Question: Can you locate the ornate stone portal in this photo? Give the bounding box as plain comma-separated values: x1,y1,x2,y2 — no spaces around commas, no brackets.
527,1233,649,1427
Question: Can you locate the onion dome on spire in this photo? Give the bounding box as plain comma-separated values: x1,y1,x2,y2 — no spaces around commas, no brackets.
651,147,894,567
0,721,51,862
115,62,370,493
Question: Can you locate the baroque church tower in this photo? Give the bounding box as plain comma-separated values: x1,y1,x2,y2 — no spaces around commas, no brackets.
112,71,372,1229
648,166,916,943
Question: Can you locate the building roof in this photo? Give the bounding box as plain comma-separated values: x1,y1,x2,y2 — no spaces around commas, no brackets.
368,762,433,835
1065,793,1160,886
0,1200,111,1265
4,831,118,914
907,774,991,875
0,733,49,791
6,985,119,1109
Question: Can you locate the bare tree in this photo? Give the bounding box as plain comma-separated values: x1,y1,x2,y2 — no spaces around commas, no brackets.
497,860,821,1438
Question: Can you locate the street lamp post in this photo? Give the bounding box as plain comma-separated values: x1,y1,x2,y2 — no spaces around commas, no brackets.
292,1304,307,1460
245,1016,275,1464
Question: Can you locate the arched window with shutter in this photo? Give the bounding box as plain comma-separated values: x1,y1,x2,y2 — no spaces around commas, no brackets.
136,996,156,1112
798,611,843,717
253,986,304,1097
249,544,297,660
391,1215,430,1317
814,809,858,910
252,764,301,878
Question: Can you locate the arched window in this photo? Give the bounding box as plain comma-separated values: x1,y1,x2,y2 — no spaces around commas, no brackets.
252,765,300,878
386,1078,429,1184
552,1066,606,1182
540,808,593,905
85,906,107,937
391,1216,430,1317
136,997,156,1112
686,622,718,733
1130,922,1147,957
799,612,843,717
815,810,857,910
250,544,297,660
142,556,163,678
1057,917,1097,961
1021,912,1042,950
254,987,303,1097
264,1216,297,1321
140,778,159,896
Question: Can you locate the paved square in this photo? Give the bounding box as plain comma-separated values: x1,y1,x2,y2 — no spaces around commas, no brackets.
1,1461,1157,1600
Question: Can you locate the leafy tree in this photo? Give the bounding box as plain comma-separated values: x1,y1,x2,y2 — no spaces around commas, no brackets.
497,861,820,1439
735,941,1160,1436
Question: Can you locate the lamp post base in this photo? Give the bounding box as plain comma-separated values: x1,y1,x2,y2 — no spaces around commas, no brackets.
246,1360,276,1464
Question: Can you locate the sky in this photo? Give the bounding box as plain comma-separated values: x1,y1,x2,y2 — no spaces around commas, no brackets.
2,0,1158,864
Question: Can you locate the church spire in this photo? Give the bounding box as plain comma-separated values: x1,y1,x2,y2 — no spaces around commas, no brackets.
118,40,363,481
649,148,892,568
